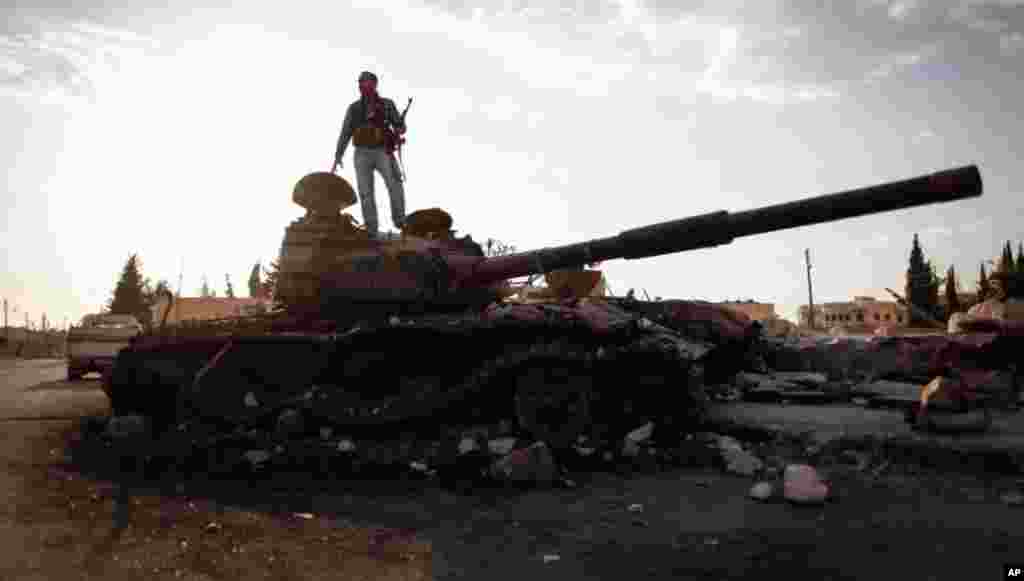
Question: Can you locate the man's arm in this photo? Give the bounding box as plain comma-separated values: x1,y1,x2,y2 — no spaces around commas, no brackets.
385,99,406,134
335,104,355,162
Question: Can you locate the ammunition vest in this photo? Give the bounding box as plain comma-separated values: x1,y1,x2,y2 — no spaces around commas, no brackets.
352,98,391,148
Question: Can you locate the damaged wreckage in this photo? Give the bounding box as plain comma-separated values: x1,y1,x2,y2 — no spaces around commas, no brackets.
87,165,984,485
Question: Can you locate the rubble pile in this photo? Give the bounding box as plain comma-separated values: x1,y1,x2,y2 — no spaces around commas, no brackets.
730,317,1023,430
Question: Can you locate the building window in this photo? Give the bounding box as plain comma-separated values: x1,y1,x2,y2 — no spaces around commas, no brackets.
897,315,903,323
874,313,880,321
857,313,864,322
884,313,891,321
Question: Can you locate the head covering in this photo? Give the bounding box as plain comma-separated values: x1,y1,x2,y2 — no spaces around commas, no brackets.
358,71,378,83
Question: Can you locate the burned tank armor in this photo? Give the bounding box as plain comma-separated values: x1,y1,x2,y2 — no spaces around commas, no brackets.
103,165,983,474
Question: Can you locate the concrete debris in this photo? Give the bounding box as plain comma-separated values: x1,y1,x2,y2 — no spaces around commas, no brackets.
723,447,764,476
839,450,870,471
106,415,151,440
337,439,356,452
715,435,743,452
915,408,992,434
276,408,304,436
783,464,829,504
734,372,771,390
320,426,333,440
628,503,643,512
715,435,763,476
623,422,655,456
204,522,222,533
488,438,517,455
772,372,829,387
491,441,558,484
627,422,654,443
243,450,271,465
853,380,921,400
243,392,259,407
458,437,480,455
1000,491,1024,506
542,554,561,564
749,482,774,501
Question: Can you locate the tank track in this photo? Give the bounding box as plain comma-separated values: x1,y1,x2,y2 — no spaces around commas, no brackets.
102,313,710,478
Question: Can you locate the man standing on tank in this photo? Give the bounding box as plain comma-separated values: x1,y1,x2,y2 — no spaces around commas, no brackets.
332,71,407,237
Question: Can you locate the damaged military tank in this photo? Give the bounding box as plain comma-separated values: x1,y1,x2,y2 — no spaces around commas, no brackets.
101,165,983,477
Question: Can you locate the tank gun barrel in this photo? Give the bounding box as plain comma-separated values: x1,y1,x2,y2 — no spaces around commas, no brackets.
466,165,982,285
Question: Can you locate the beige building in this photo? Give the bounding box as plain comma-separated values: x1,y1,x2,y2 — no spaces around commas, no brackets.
719,301,777,322
152,296,273,325
798,296,908,330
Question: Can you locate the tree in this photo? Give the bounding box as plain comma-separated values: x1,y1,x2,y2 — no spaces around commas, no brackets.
225,274,236,298
144,279,172,327
260,261,280,299
1017,242,1024,274
999,241,1014,275
200,275,213,298
248,263,262,298
905,234,936,326
926,260,943,318
108,254,150,325
944,265,961,318
977,262,992,302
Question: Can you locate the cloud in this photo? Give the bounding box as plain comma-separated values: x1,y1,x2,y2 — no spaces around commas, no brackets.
858,0,920,21
1000,31,1024,53
911,128,937,143
865,44,939,81
415,0,841,106
888,1,918,20
0,19,160,106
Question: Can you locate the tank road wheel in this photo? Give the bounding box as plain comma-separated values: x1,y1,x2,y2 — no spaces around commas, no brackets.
513,361,593,450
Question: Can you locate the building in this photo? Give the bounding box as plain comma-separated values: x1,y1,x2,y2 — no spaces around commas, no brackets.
719,300,777,322
151,296,274,325
798,296,908,330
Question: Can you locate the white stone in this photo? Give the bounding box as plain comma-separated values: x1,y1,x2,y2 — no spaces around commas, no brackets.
749,482,774,500
458,438,479,454
488,438,517,455
783,464,829,504
243,450,271,464
244,392,259,407
723,448,764,476
627,422,654,442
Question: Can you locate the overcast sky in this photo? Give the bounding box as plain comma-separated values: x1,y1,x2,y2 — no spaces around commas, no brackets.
2,0,1021,326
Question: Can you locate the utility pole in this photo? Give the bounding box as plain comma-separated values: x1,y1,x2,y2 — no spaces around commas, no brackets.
805,248,816,329
2,298,7,341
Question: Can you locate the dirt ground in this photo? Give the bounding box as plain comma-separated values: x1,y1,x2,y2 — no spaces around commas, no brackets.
3,417,1024,581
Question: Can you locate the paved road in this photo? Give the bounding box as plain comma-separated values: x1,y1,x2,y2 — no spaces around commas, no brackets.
2,358,1024,580
0,358,109,419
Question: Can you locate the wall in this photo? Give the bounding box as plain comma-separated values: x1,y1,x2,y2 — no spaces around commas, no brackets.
719,301,776,322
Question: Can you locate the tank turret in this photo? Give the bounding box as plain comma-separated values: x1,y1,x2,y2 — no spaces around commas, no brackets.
301,165,981,317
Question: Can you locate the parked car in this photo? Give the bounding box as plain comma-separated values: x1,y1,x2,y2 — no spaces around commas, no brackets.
66,314,142,381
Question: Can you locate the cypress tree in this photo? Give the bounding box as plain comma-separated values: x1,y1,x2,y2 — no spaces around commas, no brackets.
944,265,960,317
1000,241,1014,274
905,234,933,325
108,254,151,325
977,262,992,302
248,263,262,298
